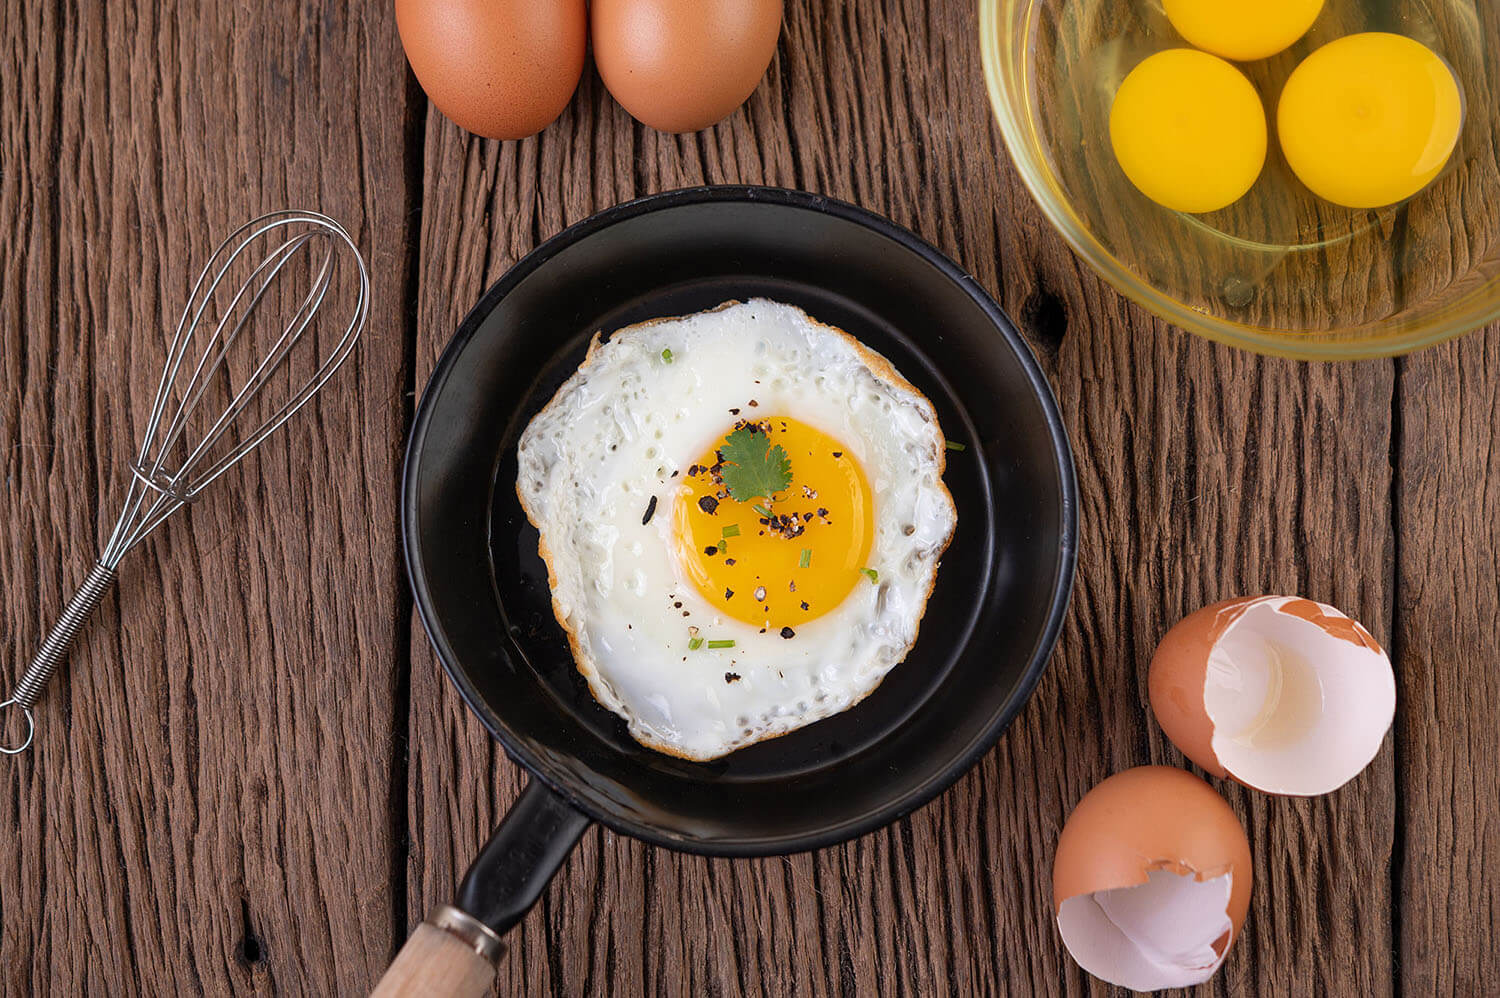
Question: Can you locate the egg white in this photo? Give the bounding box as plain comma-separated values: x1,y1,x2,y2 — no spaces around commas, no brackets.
516,299,956,760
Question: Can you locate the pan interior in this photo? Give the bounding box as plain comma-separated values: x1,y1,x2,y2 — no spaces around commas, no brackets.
406,191,1073,853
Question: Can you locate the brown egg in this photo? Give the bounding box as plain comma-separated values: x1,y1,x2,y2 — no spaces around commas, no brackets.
1053,766,1252,990
1149,596,1394,796
592,0,783,133
396,0,586,140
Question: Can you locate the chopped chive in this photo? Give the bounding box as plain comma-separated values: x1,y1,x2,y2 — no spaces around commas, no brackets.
707,639,736,649
753,503,773,519
861,567,879,584
945,439,967,452
688,636,704,651
799,549,811,568
721,524,741,538
661,348,674,364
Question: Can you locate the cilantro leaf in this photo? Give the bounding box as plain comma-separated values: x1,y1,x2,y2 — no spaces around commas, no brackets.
718,425,792,503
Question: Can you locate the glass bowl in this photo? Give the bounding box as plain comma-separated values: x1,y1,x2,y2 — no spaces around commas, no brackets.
980,0,1500,359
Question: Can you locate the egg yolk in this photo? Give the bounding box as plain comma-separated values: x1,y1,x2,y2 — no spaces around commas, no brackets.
674,416,873,630
1278,33,1463,210
1163,0,1324,62
1110,50,1268,214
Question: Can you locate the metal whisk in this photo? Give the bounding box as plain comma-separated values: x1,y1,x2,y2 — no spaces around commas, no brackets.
0,209,369,754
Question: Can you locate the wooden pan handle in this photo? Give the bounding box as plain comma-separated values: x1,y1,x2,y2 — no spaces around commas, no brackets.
372,782,589,996
371,907,504,998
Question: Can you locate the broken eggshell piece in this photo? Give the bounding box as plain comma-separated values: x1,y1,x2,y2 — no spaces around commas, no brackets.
1149,596,1395,796
1053,766,1252,990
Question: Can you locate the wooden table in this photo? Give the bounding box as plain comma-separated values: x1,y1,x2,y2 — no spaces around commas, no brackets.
2,2,1496,994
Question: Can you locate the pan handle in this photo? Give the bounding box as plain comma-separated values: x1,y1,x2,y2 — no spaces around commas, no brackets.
372,779,592,997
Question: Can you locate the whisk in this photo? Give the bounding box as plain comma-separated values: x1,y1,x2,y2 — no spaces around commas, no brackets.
0,209,369,754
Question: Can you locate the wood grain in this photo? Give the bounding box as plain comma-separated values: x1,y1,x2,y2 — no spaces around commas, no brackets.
0,0,415,994
1,0,1495,995
1395,329,1500,995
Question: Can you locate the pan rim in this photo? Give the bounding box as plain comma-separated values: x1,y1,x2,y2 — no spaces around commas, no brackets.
402,185,1078,857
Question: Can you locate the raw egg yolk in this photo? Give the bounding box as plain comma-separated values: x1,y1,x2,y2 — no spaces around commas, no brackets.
1110,50,1268,214
674,416,873,630
1278,33,1463,210
1163,0,1324,62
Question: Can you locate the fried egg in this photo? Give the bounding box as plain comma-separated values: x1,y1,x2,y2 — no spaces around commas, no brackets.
516,299,957,760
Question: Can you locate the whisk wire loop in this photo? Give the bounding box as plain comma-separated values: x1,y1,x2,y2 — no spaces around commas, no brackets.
157,229,332,477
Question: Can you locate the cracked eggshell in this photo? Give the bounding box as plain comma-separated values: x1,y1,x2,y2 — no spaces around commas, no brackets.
1053,766,1252,991
1149,595,1395,796
1148,598,1245,779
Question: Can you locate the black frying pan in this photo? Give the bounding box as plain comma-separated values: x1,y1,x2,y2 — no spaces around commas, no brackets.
377,187,1076,995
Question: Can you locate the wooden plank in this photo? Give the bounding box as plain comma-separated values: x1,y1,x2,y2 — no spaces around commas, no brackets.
0,1,415,994
407,1,1399,995
1392,2,1500,987
1395,327,1500,995
0,0,70,989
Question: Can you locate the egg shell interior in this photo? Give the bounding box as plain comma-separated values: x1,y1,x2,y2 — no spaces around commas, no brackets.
1203,597,1395,795
1052,766,1252,990
1057,869,1233,990
1150,596,1396,796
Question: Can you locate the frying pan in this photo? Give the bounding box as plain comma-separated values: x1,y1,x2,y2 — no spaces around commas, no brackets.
377,187,1076,995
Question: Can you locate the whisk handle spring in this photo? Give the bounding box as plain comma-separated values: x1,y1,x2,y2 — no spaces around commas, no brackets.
1,561,118,755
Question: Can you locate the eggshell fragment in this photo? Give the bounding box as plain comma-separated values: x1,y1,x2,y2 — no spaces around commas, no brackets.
1054,766,1252,990
1149,596,1395,796
396,0,587,140
591,0,783,133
